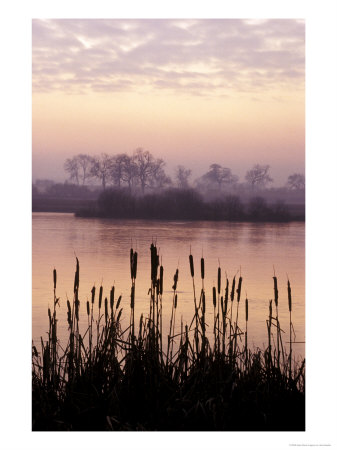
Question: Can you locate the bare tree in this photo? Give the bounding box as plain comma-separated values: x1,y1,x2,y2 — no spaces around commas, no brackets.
150,165,172,189
133,148,169,194
175,165,192,188
64,158,79,185
197,164,238,190
121,154,138,190
245,164,273,190
110,153,128,188
91,153,113,190
286,173,305,190
64,154,95,185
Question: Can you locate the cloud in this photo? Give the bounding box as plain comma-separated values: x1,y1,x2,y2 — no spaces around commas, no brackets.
32,19,305,96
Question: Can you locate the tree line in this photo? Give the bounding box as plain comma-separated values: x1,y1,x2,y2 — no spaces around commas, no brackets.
64,148,305,193
76,188,302,222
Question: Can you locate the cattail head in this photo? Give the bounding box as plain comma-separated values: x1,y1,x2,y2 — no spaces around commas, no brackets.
130,285,135,309
104,297,108,320
189,254,194,278
202,289,205,313
172,269,179,291
130,248,134,278
150,243,159,282
225,278,229,303
110,286,115,311
201,257,205,279
217,267,221,294
75,297,79,321
287,280,292,312
53,268,57,290
159,265,164,295
245,297,248,322
212,286,216,308
269,299,273,321
116,308,123,322
131,251,138,280
230,276,236,302
273,276,278,307
237,276,242,302
116,295,122,310
91,286,96,304
67,300,71,326
174,293,178,309
99,285,103,309
74,257,79,293
224,294,228,316
86,300,90,316
133,252,138,279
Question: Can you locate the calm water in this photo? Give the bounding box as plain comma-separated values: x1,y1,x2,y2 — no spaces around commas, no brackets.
32,213,305,357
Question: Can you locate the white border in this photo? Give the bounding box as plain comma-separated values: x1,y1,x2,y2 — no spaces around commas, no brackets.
1,1,337,449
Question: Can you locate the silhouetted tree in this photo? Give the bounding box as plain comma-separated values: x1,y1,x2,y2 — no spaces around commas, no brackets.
175,165,192,188
110,153,127,188
245,164,273,190
121,154,138,190
286,173,305,190
150,165,172,189
91,153,114,190
133,148,169,194
64,154,95,185
196,164,238,190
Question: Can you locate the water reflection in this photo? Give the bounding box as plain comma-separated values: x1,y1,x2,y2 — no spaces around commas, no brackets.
33,213,305,358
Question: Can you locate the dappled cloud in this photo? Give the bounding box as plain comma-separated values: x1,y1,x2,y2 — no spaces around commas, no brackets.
32,19,304,97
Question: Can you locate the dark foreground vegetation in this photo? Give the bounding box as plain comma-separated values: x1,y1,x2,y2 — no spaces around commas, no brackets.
32,245,305,431
76,188,304,222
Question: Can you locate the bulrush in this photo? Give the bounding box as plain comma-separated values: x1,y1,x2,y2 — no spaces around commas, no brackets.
99,285,103,309
74,257,79,293
189,253,194,278
213,286,216,307
230,276,236,302
110,286,115,311
130,250,138,280
159,265,164,295
287,280,292,312
172,269,179,291
53,268,57,290
116,295,122,310
273,275,278,307
237,276,242,302
32,250,305,432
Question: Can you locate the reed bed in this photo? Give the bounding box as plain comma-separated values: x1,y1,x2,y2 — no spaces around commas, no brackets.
32,244,305,431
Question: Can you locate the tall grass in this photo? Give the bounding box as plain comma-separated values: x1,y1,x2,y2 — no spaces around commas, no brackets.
32,244,305,431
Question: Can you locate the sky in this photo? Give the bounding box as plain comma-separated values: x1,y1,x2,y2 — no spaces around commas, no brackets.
32,19,305,186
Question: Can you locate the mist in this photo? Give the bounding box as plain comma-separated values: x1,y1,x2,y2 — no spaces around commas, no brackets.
32,152,304,187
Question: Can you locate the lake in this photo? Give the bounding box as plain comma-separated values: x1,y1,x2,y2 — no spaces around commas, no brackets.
32,212,305,358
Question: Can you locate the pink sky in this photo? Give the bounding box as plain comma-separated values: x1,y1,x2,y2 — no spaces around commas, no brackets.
32,19,305,185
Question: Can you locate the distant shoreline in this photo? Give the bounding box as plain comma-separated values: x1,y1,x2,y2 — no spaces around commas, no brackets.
32,197,305,222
